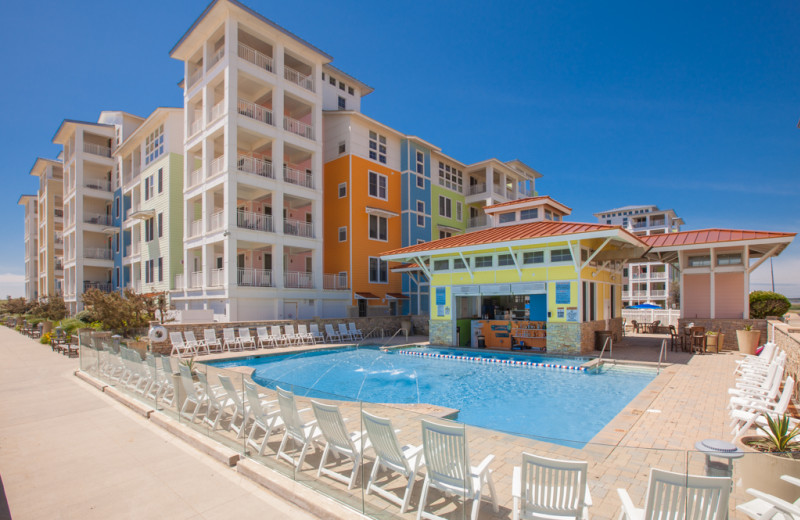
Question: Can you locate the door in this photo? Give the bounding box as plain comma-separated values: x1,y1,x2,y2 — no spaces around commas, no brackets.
264,253,272,271
305,257,312,273
284,301,298,320
237,254,245,269
389,301,398,316
358,299,367,317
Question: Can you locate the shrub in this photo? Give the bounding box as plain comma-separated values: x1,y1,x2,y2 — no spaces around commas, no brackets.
40,332,53,345
29,296,67,321
75,310,93,323
80,289,167,337
57,318,85,335
750,291,791,319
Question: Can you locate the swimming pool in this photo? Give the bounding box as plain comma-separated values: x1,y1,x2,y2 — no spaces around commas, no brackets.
209,346,656,447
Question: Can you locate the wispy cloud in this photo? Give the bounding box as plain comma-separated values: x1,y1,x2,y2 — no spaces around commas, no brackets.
0,273,24,283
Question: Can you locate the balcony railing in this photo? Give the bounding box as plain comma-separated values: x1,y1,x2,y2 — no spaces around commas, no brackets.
650,290,667,298
238,43,273,72
467,183,487,196
237,155,273,179
190,118,202,137
209,268,224,287
238,99,273,125
467,215,488,229
126,281,141,293
174,274,184,290
189,166,203,187
283,166,313,189
651,272,667,280
211,100,226,121
284,66,314,92
54,208,64,218
323,273,349,290
188,67,203,88
84,281,112,293
124,244,140,257
209,210,224,232
210,155,226,176
84,179,112,192
284,271,313,289
84,213,112,226
629,273,648,280
622,291,631,298
189,219,203,237
632,222,648,229
83,142,112,158
189,271,203,289
630,290,647,297
283,218,314,238
238,268,272,287
207,45,225,69
84,248,113,260
237,210,273,232
650,219,666,227
283,116,314,140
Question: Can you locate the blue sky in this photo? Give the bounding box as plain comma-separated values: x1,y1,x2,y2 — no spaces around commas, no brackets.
1,0,798,297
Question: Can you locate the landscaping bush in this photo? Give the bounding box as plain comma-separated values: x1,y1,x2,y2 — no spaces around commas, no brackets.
40,332,53,345
750,291,791,319
75,310,93,323
29,296,67,321
80,289,167,337
57,318,85,335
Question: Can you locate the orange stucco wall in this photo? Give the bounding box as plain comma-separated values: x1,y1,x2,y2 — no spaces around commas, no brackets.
683,273,710,318
323,155,350,278
714,271,745,318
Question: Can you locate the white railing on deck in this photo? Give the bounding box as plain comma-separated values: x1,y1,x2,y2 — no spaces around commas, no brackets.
83,142,112,157
84,213,112,226
189,220,203,237
238,43,273,72
84,248,112,260
622,309,680,328
283,66,314,91
283,166,313,188
188,67,203,88
238,99,273,125
284,271,313,289
189,166,203,187
209,210,224,231
237,210,273,232
84,179,111,192
238,268,272,287
283,218,314,238
210,155,225,176
467,183,486,196
207,45,225,69
237,155,273,178
467,215,488,228
211,100,225,121
209,268,224,287
189,271,203,288
323,273,349,290
651,272,667,280
190,118,202,136
283,116,314,140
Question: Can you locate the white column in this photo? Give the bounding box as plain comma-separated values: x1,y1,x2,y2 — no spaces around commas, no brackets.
678,251,685,318
709,247,716,319
742,246,750,319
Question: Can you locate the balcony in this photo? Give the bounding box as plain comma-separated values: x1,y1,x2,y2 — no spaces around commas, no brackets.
323,273,349,290
210,155,226,176
238,99,273,126
187,68,203,88
622,291,631,298
237,155,273,179
238,43,273,72
284,66,314,92
283,218,314,238
189,118,203,137
84,213,112,226
189,219,203,237
189,271,203,289
467,215,488,229
651,272,667,280
54,208,64,219
124,243,140,257
284,271,312,289
189,166,203,187
237,268,272,287
83,142,112,158
84,247,113,260
650,219,666,227
650,290,667,298
629,273,648,280
211,100,226,122
84,281,112,293
84,179,112,192
209,268,224,287
237,210,273,232
207,45,225,69
283,166,313,189
283,116,313,140
209,210,224,232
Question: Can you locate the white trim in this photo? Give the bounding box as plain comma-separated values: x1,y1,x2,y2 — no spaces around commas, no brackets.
364,206,399,218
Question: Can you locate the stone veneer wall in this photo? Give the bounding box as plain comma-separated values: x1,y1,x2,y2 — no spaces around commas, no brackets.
149,315,429,356
677,318,767,351
429,320,454,346
579,318,624,355
546,322,581,355
770,320,800,401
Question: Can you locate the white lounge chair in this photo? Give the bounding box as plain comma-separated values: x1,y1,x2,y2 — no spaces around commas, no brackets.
178,365,207,422
256,327,275,349
198,371,235,431
348,322,364,341
154,356,175,406
284,324,301,345
512,452,592,520
244,380,283,455
169,332,195,358
309,323,325,343
735,343,778,373
730,377,795,438
362,410,424,513
729,362,784,406
297,324,315,344
203,329,223,353
618,468,730,520
338,323,354,342
312,400,368,489
275,386,321,469
271,325,288,347
238,327,256,350
218,374,248,437
222,328,242,351
134,353,158,396
737,474,800,520
325,323,342,343
417,419,498,520
184,330,209,356
739,352,786,382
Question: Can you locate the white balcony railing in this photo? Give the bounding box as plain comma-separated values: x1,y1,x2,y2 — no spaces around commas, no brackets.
211,100,226,121
284,271,313,289
467,183,487,196
210,155,226,176
84,213,112,226
188,67,203,88
83,142,112,158
174,273,184,290
84,248,113,260
238,268,272,287
283,166,313,189
629,273,648,280
323,273,349,290
189,219,203,237
84,281,112,293
283,218,314,238
283,116,314,140
467,215,488,229
189,271,203,288
84,179,111,192
650,290,667,298
237,210,273,232
651,272,667,280
622,291,631,298
238,98,273,125
284,66,314,92
190,118,202,137
209,268,224,287
189,166,203,187
209,210,224,232
237,155,273,179
238,43,273,72
207,45,225,69
631,290,647,297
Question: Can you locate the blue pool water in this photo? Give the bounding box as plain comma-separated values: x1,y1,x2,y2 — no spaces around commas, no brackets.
209,346,656,447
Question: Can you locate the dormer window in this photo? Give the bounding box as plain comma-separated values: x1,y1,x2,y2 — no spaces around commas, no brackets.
520,208,538,220
499,213,516,224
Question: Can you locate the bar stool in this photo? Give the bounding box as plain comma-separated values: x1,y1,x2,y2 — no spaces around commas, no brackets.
691,326,706,354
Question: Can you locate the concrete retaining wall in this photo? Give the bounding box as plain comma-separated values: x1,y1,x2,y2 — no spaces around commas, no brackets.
677,318,768,351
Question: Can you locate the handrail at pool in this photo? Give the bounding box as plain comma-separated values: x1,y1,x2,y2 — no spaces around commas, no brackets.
657,338,667,374
379,328,403,349
355,327,383,347
597,336,614,368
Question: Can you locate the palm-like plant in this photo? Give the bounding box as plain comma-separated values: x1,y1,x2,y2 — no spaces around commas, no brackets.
753,414,800,453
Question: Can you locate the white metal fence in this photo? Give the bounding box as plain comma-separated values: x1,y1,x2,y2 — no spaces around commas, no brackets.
621,309,680,328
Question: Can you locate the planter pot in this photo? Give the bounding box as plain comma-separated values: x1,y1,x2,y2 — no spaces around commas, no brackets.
737,436,800,501
127,340,148,359
705,333,724,353
736,330,761,355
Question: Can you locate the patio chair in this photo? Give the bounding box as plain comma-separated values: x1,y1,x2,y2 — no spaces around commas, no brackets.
417,419,498,520
631,320,641,333
218,374,248,437
297,324,315,344
617,468,731,520
728,361,784,404
738,352,786,385
348,323,364,341
668,325,683,352
198,371,235,431
730,377,795,437
184,330,209,356
270,325,288,347
146,355,175,406
690,326,707,354
362,410,424,514
736,343,777,373
275,386,322,470
338,323,354,342
238,328,256,350
737,474,800,520
650,320,661,334
178,365,207,422
244,380,283,456
512,452,591,520
134,354,158,396
257,326,276,349
309,323,325,343
325,324,342,343
222,328,242,351
203,329,224,353
311,400,368,489
169,332,195,358
283,324,301,345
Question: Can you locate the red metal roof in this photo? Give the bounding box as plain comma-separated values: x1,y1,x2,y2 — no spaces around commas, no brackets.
483,196,572,212
386,293,409,299
354,292,379,300
643,229,796,248
381,221,627,257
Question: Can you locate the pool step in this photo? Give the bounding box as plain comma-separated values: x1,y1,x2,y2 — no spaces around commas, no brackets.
396,350,587,372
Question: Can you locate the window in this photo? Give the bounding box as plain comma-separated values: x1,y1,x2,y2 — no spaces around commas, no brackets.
368,257,388,283
606,220,612,225
498,254,515,266
453,258,466,270
688,255,711,267
337,96,346,110
433,260,449,271
158,257,163,282
416,174,424,188
438,196,452,218
368,214,388,241
157,168,163,193
438,161,463,192
439,231,452,239
338,182,347,198
417,239,426,245
114,233,119,253
551,248,572,262
499,213,516,223
144,124,164,165
416,201,425,227
144,175,154,200
115,267,120,286
368,171,387,199
520,208,538,220
474,256,493,268
523,251,544,264
456,202,462,221
338,226,347,242
623,267,628,277
329,76,336,86
348,86,354,95
157,213,163,238
114,197,120,218
144,217,154,242
717,253,742,266
368,131,387,164
338,141,346,154
145,260,151,283
416,151,424,174
545,210,552,220
339,81,345,91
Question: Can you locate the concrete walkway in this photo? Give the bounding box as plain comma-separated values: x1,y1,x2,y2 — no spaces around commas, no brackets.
0,327,317,520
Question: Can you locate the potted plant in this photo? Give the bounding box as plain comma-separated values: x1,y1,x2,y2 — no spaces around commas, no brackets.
127,335,148,358
737,414,800,501
705,331,725,353
736,324,761,355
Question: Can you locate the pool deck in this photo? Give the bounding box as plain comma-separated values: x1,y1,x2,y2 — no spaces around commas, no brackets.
2,328,763,519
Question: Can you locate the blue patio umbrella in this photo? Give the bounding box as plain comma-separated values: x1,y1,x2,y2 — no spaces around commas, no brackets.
627,303,662,309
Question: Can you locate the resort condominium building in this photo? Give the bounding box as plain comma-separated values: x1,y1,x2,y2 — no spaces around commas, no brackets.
17,195,38,301
169,0,350,321
115,108,185,297
594,204,684,309
52,112,144,314
30,158,64,298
